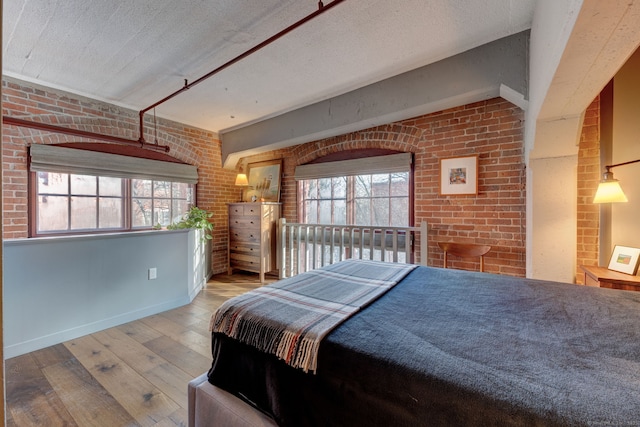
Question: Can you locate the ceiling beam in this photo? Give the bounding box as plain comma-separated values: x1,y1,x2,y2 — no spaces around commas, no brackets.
220,31,529,168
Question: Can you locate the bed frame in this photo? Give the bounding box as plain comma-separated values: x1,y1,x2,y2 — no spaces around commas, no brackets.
188,373,277,427
191,261,640,426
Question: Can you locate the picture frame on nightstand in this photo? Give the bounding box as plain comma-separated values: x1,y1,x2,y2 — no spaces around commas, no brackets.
607,245,640,275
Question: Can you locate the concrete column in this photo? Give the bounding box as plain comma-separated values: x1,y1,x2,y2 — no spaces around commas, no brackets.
527,155,578,282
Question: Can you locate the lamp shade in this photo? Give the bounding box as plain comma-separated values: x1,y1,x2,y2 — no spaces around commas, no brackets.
593,180,628,203
234,173,249,186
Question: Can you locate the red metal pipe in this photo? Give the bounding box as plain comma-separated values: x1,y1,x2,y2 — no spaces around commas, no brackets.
138,0,346,143
3,116,170,152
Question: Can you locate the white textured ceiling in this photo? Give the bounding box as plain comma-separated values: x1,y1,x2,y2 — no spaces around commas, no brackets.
3,0,535,135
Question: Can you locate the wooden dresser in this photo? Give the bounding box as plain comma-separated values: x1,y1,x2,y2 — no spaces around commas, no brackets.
228,202,280,283
580,265,640,291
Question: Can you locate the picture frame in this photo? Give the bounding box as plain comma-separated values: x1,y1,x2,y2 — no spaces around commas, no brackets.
439,155,478,195
245,159,282,203
607,245,640,275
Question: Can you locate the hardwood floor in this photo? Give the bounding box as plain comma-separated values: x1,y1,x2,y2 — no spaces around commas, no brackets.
5,272,272,427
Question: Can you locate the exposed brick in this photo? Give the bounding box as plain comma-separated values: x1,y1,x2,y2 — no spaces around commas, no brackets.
2,77,237,274
238,98,527,277
8,80,603,280
575,96,601,283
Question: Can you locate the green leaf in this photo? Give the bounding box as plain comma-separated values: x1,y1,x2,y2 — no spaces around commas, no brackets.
166,206,214,241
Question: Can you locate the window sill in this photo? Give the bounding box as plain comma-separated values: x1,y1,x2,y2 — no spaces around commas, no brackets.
4,228,190,246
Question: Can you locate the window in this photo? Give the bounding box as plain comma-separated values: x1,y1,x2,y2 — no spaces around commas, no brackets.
34,173,194,234
131,179,193,228
302,177,347,224
300,172,409,226
295,153,413,265
296,152,412,227
37,172,125,232
30,144,198,236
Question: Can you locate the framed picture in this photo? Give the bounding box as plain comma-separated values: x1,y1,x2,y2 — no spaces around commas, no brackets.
440,155,478,195
607,245,640,275
245,159,282,202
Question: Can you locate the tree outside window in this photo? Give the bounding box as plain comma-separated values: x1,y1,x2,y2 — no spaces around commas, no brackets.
35,172,194,236
300,172,409,227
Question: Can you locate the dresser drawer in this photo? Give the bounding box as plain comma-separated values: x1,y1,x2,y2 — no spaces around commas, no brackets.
229,252,261,272
229,241,260,256
241,204,261,216
228,204,244,216
229,216,259,227
229,204,261,217
229,228,260,243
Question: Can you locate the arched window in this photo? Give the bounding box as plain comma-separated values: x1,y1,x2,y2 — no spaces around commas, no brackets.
295,151,413,226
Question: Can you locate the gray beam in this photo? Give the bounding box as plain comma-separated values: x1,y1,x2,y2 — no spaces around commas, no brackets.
221,31,529,168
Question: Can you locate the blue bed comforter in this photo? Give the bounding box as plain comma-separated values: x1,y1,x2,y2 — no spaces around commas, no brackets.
208,265,640,426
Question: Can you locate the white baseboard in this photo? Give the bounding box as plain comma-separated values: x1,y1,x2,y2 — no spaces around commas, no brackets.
4,296,191,359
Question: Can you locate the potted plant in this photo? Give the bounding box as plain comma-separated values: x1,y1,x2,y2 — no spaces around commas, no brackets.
166,206,214,240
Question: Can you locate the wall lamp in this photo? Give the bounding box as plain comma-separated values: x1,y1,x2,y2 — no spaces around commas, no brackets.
593,159,640,203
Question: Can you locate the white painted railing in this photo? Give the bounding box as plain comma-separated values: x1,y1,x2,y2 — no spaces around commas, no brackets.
278,219,428,278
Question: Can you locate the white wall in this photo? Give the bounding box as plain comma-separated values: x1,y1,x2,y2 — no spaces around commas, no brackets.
3,229,210,358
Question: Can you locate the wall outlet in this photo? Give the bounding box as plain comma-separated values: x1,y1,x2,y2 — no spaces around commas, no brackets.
148,267,157,280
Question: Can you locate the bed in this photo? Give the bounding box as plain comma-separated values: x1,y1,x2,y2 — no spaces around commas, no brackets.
191,259,640,426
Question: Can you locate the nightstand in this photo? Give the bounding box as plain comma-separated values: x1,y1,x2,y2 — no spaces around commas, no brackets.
580,265,640,291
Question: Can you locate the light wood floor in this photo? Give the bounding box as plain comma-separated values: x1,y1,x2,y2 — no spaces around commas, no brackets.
5,272,272,427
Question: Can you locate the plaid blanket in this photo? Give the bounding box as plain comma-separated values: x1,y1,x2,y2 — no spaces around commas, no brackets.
210,259,417,373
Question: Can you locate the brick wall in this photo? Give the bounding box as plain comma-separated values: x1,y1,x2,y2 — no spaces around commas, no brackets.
1,77,236,274
241,98,527,277
576,96,601,283
2,77,606,280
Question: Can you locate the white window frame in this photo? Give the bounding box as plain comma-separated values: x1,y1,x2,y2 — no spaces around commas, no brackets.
29,144,198,237
296,153,412,227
